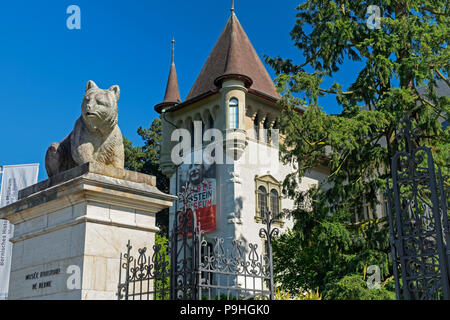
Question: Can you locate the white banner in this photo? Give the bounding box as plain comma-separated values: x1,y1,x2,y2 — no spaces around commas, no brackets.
0,163,39,300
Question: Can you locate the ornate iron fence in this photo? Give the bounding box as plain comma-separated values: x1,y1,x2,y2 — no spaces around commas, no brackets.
386,115,450,300
198,237,270,300
117,185,278,300
197,207,279,300
117,240,170,300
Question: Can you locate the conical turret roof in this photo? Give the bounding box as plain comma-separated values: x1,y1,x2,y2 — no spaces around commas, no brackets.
155,40,181,113
186,11,279,101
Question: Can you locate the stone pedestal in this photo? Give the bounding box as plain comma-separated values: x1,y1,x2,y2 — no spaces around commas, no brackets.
0,163,176,300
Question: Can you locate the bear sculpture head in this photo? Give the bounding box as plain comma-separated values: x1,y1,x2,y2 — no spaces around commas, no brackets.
81,80,120,134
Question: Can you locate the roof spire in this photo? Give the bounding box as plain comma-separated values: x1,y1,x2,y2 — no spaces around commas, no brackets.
154,38,182,113
171,38,175,63
231,0,234,13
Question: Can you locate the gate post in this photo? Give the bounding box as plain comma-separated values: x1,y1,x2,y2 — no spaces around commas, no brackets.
259,209,279,300
386,115,450,300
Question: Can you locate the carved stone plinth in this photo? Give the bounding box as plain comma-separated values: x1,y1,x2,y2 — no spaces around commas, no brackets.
0,163,176,300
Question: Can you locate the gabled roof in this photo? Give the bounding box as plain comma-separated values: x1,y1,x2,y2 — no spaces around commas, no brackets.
186,11,280,101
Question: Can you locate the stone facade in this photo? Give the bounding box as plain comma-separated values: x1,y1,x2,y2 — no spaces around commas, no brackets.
164,89,328,254
0,163,176,300
156,10,330,260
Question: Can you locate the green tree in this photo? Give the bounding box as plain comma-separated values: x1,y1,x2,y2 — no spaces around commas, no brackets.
124,118,170,236
154,233,171,300
267,0,449,299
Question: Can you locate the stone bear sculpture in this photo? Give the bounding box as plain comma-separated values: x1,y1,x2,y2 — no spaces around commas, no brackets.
45,80,125,177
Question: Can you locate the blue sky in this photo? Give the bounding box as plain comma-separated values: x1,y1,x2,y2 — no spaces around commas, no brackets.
0,0,361,182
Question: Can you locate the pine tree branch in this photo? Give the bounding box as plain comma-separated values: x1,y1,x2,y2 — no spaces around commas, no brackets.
347,41,374,60
329,151,351,178
434,69,450,87
412,87,450,122
298,49,322,70
421,6,448,16
285,111,329,148
319,88,355,95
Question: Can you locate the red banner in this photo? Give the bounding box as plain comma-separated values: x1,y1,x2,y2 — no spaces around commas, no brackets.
178,163,216,233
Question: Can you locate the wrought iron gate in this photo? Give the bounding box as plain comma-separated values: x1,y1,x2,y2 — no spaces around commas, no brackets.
386,115,450,300
117,187,278,300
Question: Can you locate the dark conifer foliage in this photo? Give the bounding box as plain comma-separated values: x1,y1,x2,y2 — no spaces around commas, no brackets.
266,0,449,299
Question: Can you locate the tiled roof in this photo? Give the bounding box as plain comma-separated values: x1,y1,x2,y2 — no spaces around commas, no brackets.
155,40,181,113
186,12,280,101
163,61,181,104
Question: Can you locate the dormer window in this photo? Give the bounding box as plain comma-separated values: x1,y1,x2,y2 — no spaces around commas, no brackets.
229,98,239,129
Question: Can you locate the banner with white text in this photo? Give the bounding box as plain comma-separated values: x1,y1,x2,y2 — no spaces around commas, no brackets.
0,163,39,300
177,158,216,234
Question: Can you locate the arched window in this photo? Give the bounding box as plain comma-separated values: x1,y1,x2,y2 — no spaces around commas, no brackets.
201,121,205,144
229,98,239,129
270,189,279,217
255,176,283,226
189,121,194,148
271,119,279,145
253,115,259,140
209,114,214,129
263,118,270,143
258,186,268,216
273,119,278,130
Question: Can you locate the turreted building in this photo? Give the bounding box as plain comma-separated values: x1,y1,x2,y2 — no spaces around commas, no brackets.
154,6,328,252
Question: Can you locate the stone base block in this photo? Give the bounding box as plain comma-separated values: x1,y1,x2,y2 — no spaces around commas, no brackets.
0,163,176,300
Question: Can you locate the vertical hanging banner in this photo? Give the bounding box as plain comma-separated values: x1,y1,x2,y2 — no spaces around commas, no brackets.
0,163,39,300
177,156,216,233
